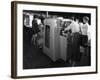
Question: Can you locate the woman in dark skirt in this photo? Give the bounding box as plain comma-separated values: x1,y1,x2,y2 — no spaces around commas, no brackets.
80,16,90,47
64,17,81,66
71,33,81,62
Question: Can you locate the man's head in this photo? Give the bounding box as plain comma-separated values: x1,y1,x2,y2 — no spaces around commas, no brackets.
83,16,89,24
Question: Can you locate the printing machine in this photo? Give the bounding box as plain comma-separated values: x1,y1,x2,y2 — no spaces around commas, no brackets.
43,18,72,61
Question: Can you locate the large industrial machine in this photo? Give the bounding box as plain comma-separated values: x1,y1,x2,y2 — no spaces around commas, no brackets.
43,18,71,61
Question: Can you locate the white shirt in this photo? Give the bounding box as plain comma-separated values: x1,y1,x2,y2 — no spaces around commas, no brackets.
87,24,91,41
36,19,41,25
64,20,80,33
80,23,91,40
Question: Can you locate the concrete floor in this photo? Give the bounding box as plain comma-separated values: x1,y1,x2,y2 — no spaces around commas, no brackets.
23,27,91,69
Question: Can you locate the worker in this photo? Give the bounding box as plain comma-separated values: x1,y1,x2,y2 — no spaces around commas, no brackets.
64,17,81,66
31,15,40,45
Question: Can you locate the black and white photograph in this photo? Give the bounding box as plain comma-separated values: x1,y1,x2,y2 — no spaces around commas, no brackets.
11,1,97,78
23,10,91,69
